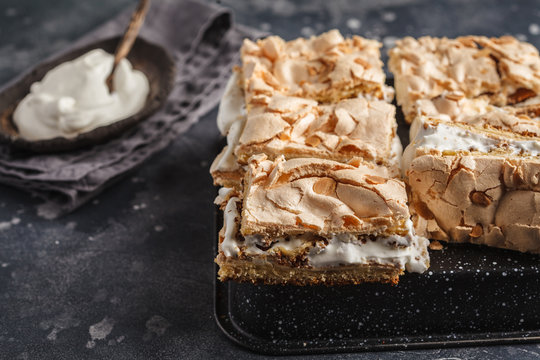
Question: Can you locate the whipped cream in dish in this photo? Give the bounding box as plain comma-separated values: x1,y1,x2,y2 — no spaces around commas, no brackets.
220,197,429,273
13,48,150,141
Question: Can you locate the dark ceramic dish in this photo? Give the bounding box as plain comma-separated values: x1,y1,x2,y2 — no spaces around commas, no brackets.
0,36,175,153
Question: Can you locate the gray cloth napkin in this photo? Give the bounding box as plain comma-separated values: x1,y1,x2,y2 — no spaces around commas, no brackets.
0,0,264,219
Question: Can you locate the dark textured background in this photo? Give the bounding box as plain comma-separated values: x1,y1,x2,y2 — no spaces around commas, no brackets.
0,0,539,359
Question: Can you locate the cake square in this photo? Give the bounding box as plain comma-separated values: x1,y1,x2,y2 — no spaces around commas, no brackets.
235,93,400,170
404,112,540,254
241,29,394,104
215,155,429,285
211,66,402,190
389,35,540,124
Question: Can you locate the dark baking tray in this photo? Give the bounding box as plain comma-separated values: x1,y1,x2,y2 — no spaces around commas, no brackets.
213,86,540,355
214,219,540,355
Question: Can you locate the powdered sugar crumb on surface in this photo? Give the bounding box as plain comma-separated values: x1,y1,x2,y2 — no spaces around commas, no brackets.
86,317,115,349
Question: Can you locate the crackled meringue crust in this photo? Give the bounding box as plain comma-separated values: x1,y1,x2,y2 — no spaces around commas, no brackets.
241,29,393,104
211,31,403,191
241,155,410,238
210,68,402,189
404,115,540,254
389,35,540,124
408,153,540,254
235,94,398,167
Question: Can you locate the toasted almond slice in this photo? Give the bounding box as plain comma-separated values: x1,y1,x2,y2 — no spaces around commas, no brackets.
313,177,337,196
365,175,387,185
469,191,492,206
469,224,484,238
305,135,321,147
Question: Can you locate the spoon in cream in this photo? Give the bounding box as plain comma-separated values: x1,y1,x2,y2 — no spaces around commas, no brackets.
106,0,151,93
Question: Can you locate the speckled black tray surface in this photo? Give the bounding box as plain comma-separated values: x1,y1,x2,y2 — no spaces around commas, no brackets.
215,245,540,355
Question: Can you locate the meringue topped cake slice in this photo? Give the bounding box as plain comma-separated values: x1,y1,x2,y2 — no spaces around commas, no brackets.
241,29,394,104
234,94,401,173
211,30,402,190
210,80,403,190
388,35,540,124
215,155,429,285
211,30,426,285
404,111,540,254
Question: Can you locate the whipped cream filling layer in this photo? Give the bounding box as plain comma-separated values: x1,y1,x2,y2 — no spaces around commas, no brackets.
213,72,247,173
213,119,246,172
361,85,395,103
217,71,246,135
403,118,540,174
412,93,492,123
214,187,235,206
220,196,429,273
389,132,403,169
221,196,243,258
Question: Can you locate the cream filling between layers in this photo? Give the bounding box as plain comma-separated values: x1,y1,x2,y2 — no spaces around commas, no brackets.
217,72,246,135
213,72,247,173
220,197,429,273
214,187,235,206
389,132,403,169
402,118,540,174
361,85,395,103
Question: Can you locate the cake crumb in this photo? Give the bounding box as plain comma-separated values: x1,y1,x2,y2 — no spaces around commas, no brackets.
429,240,444,251
382,11,396,22
346,18,361,30
529,23,540,35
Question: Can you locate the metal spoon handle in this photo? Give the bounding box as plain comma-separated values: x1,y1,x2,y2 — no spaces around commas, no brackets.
106,0,151,92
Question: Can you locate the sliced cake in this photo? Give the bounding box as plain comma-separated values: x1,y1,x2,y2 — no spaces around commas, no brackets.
241,29,394,104
389,35,540,124
211,30,403,189
215,155,430,285
403,112,540,254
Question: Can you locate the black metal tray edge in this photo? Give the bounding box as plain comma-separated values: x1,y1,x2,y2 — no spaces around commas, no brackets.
212,208,540,355
214,276,540,356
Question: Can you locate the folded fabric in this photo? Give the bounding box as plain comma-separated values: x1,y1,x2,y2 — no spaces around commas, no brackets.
0,0,265,218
